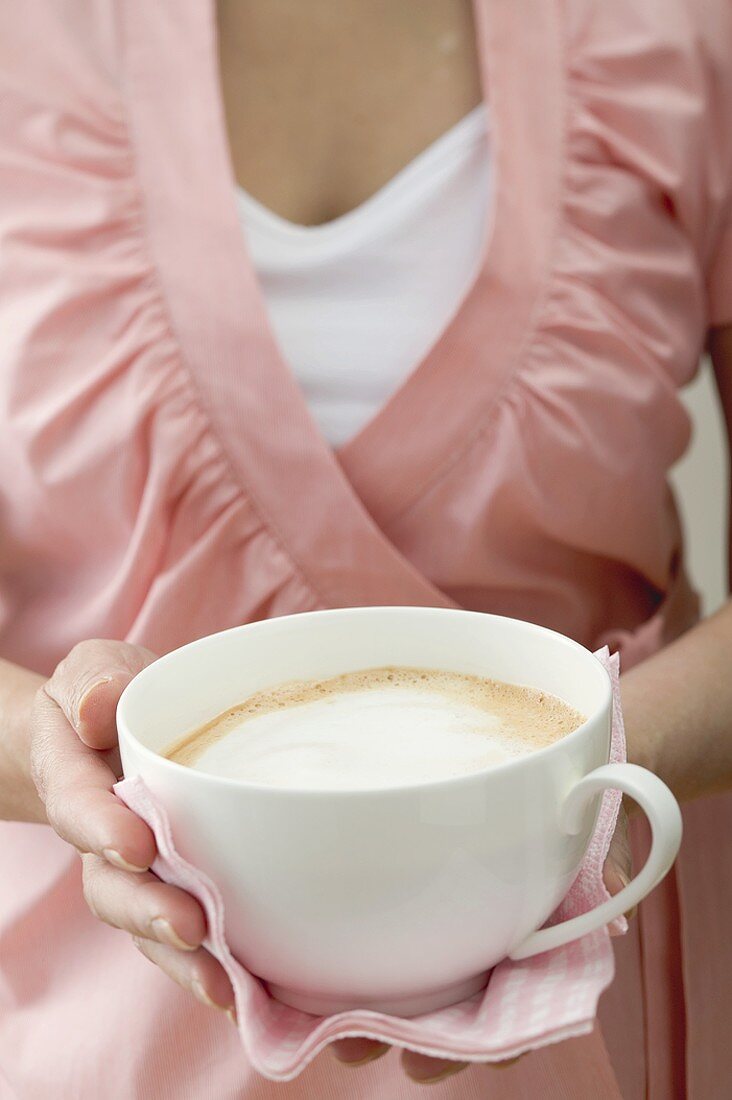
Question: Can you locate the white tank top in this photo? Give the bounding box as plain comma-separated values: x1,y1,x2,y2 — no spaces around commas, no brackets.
236,104,491,447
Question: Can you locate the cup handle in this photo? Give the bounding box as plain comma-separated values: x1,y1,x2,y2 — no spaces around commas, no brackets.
508,762,683,960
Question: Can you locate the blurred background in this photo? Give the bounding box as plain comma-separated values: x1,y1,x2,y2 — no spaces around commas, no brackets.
672,361,728,614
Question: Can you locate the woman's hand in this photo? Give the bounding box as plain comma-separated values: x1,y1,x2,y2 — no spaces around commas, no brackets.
30,639,237,1018
28,638,634,1083
331,807,634,1084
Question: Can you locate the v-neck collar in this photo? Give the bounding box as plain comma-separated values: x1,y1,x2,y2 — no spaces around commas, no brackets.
235,103,489,245
119,0,564,610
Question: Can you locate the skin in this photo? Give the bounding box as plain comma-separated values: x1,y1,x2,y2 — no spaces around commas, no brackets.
217,0,483,227
1,0,731,1086
5,641,632,1086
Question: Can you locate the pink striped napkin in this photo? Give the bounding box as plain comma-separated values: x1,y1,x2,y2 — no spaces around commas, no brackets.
114,648,626,1082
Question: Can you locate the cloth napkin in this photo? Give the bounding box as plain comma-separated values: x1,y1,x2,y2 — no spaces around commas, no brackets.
114,647,626,1082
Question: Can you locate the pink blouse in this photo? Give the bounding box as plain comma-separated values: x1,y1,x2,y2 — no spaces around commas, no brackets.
1,1,731,1097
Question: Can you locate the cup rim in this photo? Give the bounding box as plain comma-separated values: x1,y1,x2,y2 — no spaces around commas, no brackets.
117,607,613,798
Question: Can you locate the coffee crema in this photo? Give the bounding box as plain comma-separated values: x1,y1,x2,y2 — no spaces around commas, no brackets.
163,667,585,790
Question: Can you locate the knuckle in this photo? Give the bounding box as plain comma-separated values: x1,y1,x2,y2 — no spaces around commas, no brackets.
38,769,74,832
46,652,75,700
28,721,50,796
30,738,68,823
82,884,100,922
42,782,78,848
29,682,53,738
67,639,103,666
81,860,102,920
45,640,157,729
31,680,50,715
41,785,60,828
54,648,109,727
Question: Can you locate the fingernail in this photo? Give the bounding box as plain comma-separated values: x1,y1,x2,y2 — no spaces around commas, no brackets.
150,916,199,952
408,1060,468,1084
191,979,217,1008
226,1008,237,1026
335,1042,390,1068
191,979,233,1014
76,677,113,723
103,848,149,874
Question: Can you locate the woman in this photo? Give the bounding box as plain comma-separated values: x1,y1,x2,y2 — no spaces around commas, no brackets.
1,0,731,1096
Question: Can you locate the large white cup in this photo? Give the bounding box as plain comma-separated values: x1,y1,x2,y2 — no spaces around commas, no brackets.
117,607,682,1017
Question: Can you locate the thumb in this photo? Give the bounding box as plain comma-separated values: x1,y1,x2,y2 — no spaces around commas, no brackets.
45,639,158,750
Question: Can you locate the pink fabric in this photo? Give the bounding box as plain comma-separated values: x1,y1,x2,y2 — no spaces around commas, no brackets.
1,0,732,673
1,0,731,1097
112,650,627,1082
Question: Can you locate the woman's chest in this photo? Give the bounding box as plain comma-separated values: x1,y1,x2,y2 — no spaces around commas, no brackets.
216,0,482,225
0,0,724,662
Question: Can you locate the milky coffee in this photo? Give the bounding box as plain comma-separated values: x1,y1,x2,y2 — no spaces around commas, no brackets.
164,667,585,790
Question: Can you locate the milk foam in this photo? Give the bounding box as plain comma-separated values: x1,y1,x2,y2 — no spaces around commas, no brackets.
165,667,585,790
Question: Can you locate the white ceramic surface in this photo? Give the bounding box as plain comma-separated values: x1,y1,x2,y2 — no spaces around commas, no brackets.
117,607,682,1016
